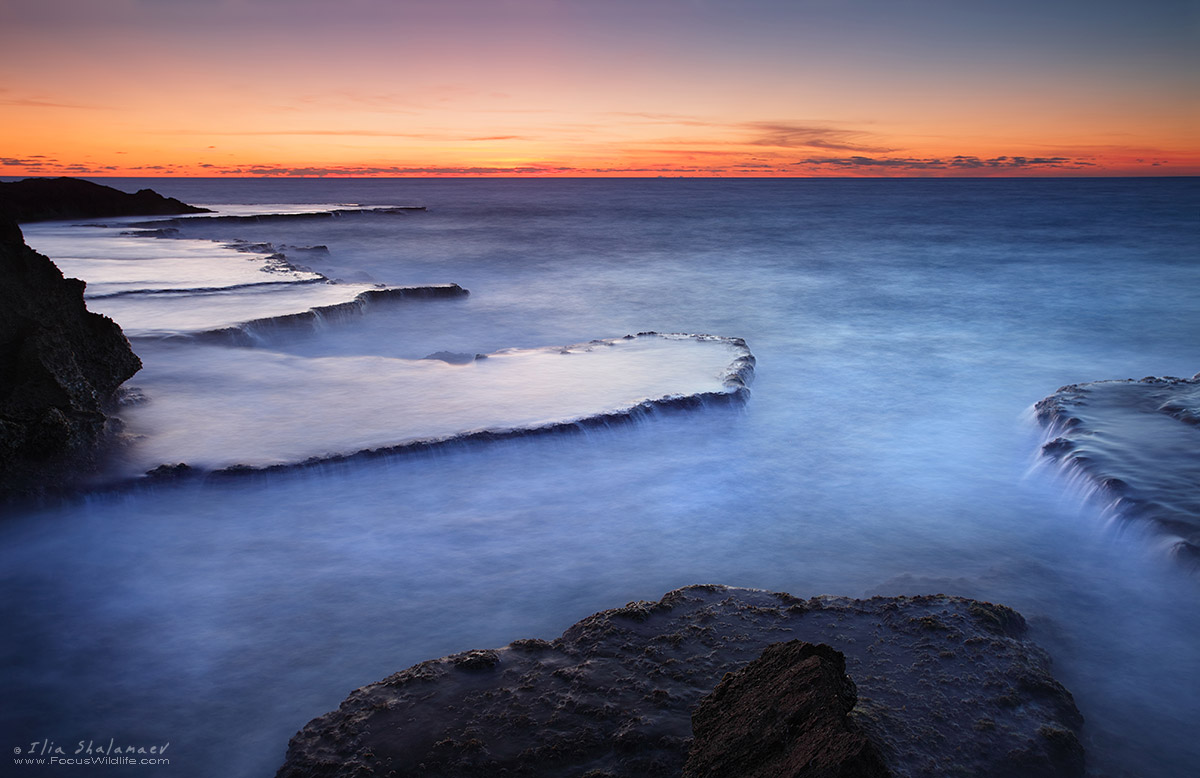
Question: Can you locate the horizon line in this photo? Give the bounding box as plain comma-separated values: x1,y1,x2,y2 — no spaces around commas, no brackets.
3,173,1197,181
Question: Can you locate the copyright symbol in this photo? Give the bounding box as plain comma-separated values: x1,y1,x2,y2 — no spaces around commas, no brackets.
12,747,21,754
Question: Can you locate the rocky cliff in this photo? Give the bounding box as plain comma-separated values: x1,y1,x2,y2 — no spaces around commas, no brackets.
0,218,142,496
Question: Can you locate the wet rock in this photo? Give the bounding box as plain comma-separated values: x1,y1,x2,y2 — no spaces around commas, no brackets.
276,585,1084,778
145,462,194,480
0,177,210,222
422,351,477,365
0,219,142,496
450,649,501,671
683,640,891,778
1035,374,1200,568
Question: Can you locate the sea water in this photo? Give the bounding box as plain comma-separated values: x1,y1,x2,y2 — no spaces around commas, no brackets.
2,177,1198,777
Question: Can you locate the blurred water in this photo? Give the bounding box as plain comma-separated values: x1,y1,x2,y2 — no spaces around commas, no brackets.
3,177,1198,777
110,335,746,472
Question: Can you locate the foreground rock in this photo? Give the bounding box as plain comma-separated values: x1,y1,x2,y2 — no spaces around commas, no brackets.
683,641,890,778
0,219,142,496
277,585,1083,778
0,177,210,223
1035,374,1200,568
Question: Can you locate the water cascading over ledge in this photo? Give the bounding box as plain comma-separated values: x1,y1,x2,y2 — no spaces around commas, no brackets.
1034,374,1200,569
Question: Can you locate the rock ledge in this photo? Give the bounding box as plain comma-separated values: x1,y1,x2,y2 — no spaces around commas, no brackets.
277,585,1083,778
1035,374,1200,567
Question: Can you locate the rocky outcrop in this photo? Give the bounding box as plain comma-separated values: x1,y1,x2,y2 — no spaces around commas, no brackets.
683,641,891,778
1035,374,1200,568
0,219,142,496
276,585,1084,778
0,177,210,223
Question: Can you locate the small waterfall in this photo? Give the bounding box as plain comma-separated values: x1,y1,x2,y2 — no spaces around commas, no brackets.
1030,377,1200,570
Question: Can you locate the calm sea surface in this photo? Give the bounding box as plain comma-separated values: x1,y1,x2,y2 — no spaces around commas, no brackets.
3,177,1198,777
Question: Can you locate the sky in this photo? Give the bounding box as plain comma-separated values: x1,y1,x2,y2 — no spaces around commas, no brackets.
1,0,1197,177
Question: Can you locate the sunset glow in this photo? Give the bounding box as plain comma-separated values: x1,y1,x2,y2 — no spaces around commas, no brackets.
2,0,1196,177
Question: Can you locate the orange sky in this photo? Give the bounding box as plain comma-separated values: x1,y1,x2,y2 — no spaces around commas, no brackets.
2,0,1197,177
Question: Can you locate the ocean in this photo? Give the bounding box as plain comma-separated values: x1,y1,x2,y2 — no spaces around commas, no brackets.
3,177,1198,777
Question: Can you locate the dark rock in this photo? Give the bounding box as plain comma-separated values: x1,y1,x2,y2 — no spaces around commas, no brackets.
422,351,477,365
0,219,141,496
145,462,194,480
683,640,890,778
276,585,1084,778
0,177,210,223
966,601,1028,638
450,649,500,671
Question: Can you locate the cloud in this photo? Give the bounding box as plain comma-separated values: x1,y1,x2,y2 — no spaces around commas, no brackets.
611,111,726,128
1,157,50,167
0,94,98,109
744,122,892,153
216,163,580,177
157,129,528,143
610,113,891,154
795,155,1097,171
2,98,77,108
208,161,736,177
0,156,130,176
165,129,437,138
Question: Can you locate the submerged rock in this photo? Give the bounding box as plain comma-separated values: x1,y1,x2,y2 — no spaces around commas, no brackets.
0,219,142,496
421,351,480,365
0,177,210,222
1035,374,1200,568
276,585,1083,778
683,640,891,778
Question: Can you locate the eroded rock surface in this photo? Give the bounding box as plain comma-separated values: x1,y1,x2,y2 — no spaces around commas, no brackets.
276,585,1083,778
0,219,142,496
1035,374,1200,567
683,640,890,778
